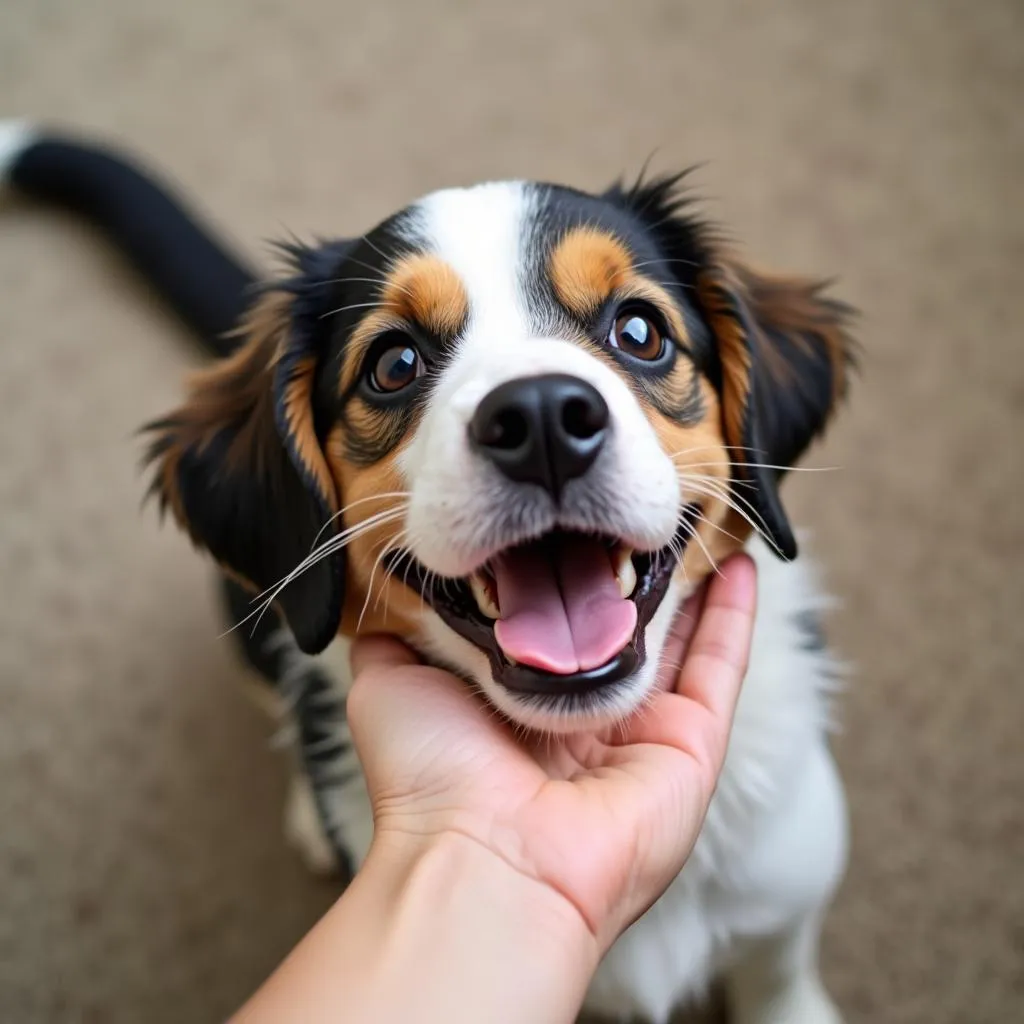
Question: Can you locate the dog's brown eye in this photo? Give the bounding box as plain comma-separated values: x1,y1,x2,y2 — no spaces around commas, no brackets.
370,343,423,393
609,312,665,361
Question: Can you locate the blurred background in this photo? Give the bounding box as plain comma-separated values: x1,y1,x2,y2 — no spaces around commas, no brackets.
1,2,1021,1021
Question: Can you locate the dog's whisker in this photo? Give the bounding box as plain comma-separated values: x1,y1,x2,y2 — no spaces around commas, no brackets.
317,300,389,321
272,506,408,594
686,508,745,548
682,472,778,536
366,536,393,618
631,256,702,270
357,528,405,633
358,232,399,266
379,532,412,621
666,443,778,460
224,508,408,638
315,276,416,301
400,546,417,598
311,491,411,548
344,252,400,280
680,478,783,558
371,528,410,618
670,456,839,475
664,441,839,471
416,566,431,615
682,474,771,535
678,512,722,579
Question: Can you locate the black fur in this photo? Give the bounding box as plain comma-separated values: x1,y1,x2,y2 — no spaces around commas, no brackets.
8,134,257,354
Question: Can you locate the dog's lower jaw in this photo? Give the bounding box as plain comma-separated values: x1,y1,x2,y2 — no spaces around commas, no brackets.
416,577,685,735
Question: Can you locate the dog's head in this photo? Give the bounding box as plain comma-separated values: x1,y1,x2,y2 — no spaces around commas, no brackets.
146,175,853,732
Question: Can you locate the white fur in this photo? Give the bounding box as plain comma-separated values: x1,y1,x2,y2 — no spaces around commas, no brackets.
292,538,846,1022
0,119,36,182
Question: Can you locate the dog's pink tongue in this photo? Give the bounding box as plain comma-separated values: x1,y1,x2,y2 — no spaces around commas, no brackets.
492,535,637,674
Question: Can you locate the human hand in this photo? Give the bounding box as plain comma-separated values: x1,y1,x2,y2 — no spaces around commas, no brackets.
347,553,757,954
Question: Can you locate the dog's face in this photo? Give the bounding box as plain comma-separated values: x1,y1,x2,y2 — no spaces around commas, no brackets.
148,175,852,732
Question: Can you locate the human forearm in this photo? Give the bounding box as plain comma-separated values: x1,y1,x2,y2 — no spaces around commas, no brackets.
232,831,598,1024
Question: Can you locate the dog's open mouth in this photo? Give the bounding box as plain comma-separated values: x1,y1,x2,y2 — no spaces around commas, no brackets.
390,503,701,697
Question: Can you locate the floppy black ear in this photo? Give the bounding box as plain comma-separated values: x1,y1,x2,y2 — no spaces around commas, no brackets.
602,171,855,561
699,263,855,560
145,245,350,653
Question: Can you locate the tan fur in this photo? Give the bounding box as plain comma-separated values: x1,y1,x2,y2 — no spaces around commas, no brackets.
647,381,753,581
548,227,691,344
324,425,420,637
151,293,338,525
697,270,752,460
382,253,469,338
170,295,286,476
549,227,633,317
281,354,337,503
739,266,850,404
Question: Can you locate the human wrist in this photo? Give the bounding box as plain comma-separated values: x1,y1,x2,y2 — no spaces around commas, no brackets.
360,828,600,1024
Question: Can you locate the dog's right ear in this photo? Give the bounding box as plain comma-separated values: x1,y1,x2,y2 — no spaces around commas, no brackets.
144,284,344,654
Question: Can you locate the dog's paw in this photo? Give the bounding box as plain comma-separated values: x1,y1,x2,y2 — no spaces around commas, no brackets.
733,981,842,1024
283,773,344,877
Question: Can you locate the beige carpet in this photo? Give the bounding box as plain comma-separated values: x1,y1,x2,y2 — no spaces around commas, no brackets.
1,2,1022,1021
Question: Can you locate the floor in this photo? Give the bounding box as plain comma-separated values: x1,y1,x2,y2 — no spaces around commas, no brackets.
1,2,1021,1021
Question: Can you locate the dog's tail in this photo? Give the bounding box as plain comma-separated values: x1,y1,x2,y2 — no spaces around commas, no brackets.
0,119,257,356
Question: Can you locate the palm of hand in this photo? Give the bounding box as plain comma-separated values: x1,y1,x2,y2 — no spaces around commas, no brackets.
348,556,755,948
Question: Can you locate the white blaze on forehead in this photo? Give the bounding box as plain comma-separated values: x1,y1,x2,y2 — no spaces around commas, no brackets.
398,178,681,579
410,181,534,341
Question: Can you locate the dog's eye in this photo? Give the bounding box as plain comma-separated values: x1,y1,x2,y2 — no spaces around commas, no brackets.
369,338,423,393
608,311,665,361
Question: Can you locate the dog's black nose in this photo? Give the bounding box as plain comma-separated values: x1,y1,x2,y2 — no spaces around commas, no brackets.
469,374,609,500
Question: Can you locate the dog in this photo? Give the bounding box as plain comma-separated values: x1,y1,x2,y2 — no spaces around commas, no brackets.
2,120,854,1023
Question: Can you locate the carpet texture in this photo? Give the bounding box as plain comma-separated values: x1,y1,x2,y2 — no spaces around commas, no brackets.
1,2,1021,1021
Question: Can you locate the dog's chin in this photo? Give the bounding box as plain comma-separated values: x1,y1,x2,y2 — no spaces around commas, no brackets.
395,505,699,734
419,573,683,735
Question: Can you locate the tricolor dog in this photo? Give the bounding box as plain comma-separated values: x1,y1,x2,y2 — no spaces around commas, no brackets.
2,121,855,1023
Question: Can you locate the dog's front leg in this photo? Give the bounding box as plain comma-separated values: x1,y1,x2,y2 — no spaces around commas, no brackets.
723,740,848,1024
279,636,374,877
726,909,842,1024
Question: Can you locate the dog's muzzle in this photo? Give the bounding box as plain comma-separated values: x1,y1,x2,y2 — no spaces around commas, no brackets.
389,371,697,707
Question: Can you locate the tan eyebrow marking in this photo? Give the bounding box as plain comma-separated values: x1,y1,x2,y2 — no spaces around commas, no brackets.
549,227,633,318
549,226,691,347
336,254,469,396
380,253,469,338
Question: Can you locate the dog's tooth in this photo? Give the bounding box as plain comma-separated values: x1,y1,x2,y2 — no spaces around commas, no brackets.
615,547,637,599
469,572,501,620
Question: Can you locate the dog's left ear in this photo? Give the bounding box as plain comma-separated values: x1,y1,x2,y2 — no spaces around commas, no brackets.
144,242,352,652
699,260,855,560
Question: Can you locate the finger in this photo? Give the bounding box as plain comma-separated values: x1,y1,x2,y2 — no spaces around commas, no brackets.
620,555,756,751
674,553,757,723
349,635,490,737
350,634,421,678
653,583,708,693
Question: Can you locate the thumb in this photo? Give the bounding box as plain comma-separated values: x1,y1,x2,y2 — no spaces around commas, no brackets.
350,634,421,677
347,634,505,792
